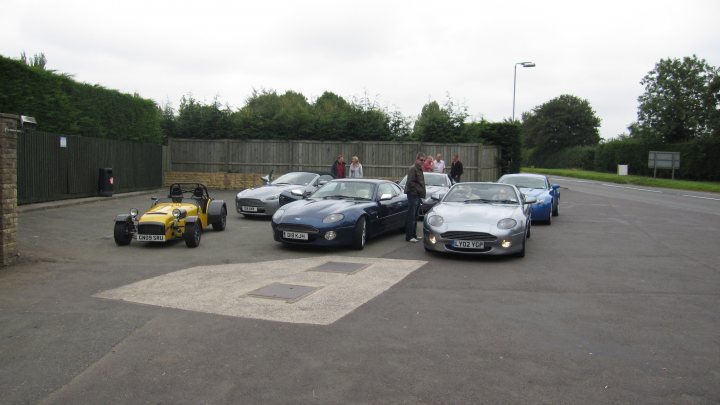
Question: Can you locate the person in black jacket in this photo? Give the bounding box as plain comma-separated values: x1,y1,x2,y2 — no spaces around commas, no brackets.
450,154,463,183
404,152,426,242
330,155,345,178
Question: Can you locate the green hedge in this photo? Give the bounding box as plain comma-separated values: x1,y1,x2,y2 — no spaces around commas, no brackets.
527,138,720,181
526,146,596,170
0,55,162,143
465,122,521,174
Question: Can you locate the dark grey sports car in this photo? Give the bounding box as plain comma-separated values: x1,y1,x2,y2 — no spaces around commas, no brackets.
235,171,334,217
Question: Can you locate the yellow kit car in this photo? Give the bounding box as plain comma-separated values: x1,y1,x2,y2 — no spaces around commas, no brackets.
113,183,227,248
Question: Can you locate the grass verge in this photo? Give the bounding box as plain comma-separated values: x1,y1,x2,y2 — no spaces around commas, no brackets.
521,168,720,194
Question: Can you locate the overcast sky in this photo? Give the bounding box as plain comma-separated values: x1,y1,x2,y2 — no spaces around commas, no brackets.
2,0,719,139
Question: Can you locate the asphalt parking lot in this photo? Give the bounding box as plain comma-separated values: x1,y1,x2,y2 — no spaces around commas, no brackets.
1,182,719,404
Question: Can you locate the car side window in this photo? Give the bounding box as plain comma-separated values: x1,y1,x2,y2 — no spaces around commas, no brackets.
377,183,396,199
392,183,403,196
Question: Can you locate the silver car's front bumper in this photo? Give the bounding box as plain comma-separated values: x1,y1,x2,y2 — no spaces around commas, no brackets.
235,197,280,216
422,227,526,255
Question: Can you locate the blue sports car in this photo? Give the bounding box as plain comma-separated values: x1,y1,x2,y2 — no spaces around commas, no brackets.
271,179,408,249
497,173,560,224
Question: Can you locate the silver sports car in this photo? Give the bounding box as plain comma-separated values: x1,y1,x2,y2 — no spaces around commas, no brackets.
422,182,536,257
235,171,334,217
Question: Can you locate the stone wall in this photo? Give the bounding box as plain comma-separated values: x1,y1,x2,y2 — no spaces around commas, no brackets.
164,171,266,190
0,113,19,267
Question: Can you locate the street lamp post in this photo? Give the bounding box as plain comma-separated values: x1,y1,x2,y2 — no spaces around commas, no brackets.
512,61,535,122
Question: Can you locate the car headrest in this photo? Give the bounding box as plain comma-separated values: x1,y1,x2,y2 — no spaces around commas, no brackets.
169,186,183,198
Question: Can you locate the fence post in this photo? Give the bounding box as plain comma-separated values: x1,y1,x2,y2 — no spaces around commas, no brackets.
0,113,19,267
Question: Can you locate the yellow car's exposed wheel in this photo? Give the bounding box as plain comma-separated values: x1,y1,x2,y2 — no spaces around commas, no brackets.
113,221,132,246
212,206,227,231
183,222,201,248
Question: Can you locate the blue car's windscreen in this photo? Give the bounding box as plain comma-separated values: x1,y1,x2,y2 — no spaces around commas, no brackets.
312,182,375,200
499,176,547,189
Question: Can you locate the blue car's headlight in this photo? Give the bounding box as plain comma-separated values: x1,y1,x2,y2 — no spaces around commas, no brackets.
323,213,344,223
497,218,517,229
535,196,548,204
427,215,444,227
272,209,285,222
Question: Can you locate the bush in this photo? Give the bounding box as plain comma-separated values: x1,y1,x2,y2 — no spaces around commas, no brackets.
0,55,162,143
527,146,595,170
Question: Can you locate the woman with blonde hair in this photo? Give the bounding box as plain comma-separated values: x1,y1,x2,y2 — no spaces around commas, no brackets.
349,156,364,178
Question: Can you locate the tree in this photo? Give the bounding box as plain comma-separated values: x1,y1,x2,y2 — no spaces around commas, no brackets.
412,96,468,142
635,55,719,142
175,95,234,139
19,51,47,69
388,108,412,139
522,94,601,152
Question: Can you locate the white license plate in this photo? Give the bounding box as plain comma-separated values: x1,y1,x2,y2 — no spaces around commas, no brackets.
242,206,258,212
283,231,308,240
138,234,166,242
452,240,484,249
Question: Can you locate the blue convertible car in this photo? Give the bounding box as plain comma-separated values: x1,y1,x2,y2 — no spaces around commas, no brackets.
271,179,408,249
497,173,560,224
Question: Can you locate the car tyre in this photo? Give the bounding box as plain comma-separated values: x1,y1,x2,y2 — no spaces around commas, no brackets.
516,233,526,258
351,216,367,250
113,221,132,246
184,222,201,248
552,200,559,217
212,206,227,231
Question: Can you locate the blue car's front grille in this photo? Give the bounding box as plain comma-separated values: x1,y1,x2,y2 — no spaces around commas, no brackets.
276,224,320,234
441,231,497,242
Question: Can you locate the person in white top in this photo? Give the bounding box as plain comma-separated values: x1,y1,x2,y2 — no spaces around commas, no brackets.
433,153,445,173
349,156,364,178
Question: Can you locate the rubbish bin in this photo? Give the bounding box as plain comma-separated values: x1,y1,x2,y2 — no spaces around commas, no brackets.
98,168,114,197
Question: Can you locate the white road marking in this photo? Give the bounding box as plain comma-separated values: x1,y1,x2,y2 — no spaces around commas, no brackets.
682,194,720,201
95,256,427,325
602,184,662,193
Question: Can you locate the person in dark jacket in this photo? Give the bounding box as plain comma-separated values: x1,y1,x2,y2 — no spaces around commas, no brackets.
330,155,345,178
450,154,464,183
404,152,426,242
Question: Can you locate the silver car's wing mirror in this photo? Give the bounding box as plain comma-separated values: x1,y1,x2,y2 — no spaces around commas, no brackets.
524,196,537,204
291,189,304,196
379,193,393,201
431,192,445,201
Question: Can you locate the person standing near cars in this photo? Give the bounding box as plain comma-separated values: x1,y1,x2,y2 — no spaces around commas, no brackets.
422,155,434,172
330,154,345,178
348,156,363,178
450,154,463,182
433,153,445,173
404,152,426,242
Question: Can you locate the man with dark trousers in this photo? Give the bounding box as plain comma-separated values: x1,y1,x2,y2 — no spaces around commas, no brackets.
330,154,345,178
450,154,463,183
404,152,426,242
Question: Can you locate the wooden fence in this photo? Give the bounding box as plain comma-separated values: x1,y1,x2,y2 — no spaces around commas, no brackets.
167,139,500,182
18,131,163,204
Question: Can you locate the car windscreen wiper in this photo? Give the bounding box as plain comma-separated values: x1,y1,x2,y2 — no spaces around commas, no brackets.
321,195,349,199
492,199,518,204
464,198,493,204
